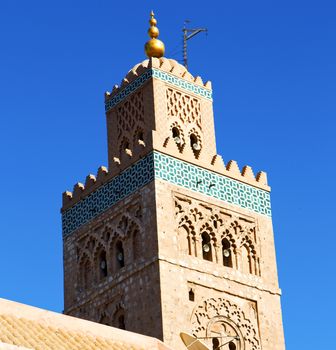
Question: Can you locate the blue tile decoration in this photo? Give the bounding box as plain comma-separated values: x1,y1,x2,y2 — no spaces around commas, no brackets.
62,153,155,237
151,69,212,100
153,153,271,217
62,152,271,237
105,68,212,112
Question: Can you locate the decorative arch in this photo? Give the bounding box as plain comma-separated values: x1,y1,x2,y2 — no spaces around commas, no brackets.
187,127,202,158
200,223,217,263
78,253,93,290
220,230,237,269
240,236,259,276
168,121,185,152
118,135,132,159
191,297,260,350
113,304,126,330
99,311,111,326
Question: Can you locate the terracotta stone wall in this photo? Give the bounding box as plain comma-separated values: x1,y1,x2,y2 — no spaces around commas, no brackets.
62,58,285,350
155,179,285,350
63,182,164,339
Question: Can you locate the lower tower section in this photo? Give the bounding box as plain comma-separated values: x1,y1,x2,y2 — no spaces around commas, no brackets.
155,177,284,350
62,152,285,350
63,181,163,339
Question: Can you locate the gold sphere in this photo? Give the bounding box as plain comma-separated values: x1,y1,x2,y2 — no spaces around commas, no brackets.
145,38,165,58
148,26,159,38
149,18,157,26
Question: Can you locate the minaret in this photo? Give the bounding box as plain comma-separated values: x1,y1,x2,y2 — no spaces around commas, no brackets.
61,11,285,350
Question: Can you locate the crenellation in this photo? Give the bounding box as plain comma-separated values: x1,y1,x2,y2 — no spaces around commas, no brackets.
104,57,212,108
256,171,268,185
242,165,255,181
72,182,84,200
85,174,96,187
120,78,129,88
62,191,73,206
97,166,109,182
225,159,241,176
62,150,269,213
193,76,203,85
204,80,212,89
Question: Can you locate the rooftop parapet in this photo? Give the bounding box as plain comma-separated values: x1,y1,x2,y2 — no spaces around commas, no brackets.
62,151,269,212
104,57,211,106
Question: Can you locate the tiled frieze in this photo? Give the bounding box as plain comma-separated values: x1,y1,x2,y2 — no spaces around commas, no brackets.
62,153,155,237
105,68,212,112
153,153,271,217
62,152,271,237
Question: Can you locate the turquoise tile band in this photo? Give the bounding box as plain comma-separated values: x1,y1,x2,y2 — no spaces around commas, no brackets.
62,153,155,237
62,152,271,237
105,68,212,112
153,152,271,217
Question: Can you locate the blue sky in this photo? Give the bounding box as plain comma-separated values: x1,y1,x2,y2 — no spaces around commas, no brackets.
0,1,335,348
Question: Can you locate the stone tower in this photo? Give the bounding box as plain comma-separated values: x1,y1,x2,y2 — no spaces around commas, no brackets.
61,12,285,350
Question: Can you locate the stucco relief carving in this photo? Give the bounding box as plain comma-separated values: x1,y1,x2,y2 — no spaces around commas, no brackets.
116,91,145,158
117,91,144,137
166,88,201,128
75,202,143,293
191,298,260,350
174,195,261,276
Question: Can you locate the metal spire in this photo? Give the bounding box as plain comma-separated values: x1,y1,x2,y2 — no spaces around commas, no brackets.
183,20,207,69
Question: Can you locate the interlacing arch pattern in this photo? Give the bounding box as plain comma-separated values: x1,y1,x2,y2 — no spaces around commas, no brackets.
117,90,144,139
116,91,146,158
76,211,142,292
167,121,185,152
174,196,261,276
96,300,126,329
164,88,203,159
166,87,201,128
191,297,261,350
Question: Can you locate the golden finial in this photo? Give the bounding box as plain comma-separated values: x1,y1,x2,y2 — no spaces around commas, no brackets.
145,11,165,58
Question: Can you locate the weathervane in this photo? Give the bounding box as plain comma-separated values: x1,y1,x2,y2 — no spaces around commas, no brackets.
183,20,207,69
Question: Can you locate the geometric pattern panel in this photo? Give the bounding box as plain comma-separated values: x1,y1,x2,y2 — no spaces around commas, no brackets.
62,153,154,237
166,88,201,128
62,152,271,237
152,69,212,100
105,68,212,112
154,152,271,217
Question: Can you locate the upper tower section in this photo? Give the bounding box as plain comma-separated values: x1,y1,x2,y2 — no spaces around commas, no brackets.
62,11,269,213
104,12,216,177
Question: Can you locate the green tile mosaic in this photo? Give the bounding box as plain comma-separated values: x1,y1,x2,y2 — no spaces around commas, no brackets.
153,153,271,217
62,152,271,237
105,68,212,112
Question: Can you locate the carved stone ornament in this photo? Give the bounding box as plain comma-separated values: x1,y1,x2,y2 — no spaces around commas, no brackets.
191,297,260,350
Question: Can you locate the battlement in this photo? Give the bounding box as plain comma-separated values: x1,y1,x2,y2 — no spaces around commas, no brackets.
104,57,211,106
61,151,269,213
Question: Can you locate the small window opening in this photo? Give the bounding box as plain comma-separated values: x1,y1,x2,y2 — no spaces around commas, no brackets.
222,238,233,268
118,315,126,330
99,251,108,278
172,127,182,145
212,338,220,350
229,342,236,350
190,134,200,150
116,241,125,269
187,235,192,255
190,133,201,158
188,288,195,301
202,232,212,261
